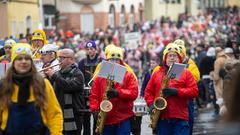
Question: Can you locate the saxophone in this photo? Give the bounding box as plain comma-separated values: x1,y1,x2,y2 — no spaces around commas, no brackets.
95,76,114,134
149,69,171,130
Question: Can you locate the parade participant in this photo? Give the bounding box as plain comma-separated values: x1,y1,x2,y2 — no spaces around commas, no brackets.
144,43,198,135
78,41,103,135
78,41,103,86
0,39,16,63
174,39,200,135
93,44,137,81
89,47,138,135
199,47,219,116
0,43,63,135
45,48,85,135
39,44,60,79
31,29,48,59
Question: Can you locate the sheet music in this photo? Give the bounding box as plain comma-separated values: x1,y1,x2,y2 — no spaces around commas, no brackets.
98,60,126,84
168,63,186,79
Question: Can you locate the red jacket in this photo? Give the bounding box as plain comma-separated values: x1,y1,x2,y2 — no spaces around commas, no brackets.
89,71,138,125
144,66,198,120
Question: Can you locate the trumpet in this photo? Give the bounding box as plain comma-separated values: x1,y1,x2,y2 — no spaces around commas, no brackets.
38,63,61,72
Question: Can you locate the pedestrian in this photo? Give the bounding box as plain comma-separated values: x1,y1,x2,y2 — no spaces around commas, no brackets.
0,39,16,63
78,41,103,135
89,47,138,135
220,62,240,134
199,47,219,116
0,43,63,135
45,48,85,135
145,43,198,135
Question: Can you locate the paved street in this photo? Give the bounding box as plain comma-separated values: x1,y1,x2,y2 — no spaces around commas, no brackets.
140,108,220,135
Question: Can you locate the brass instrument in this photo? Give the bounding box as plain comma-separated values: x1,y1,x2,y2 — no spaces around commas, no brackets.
95,75,114,134
32,46,41,59
38,63,61,72
149,67,172,129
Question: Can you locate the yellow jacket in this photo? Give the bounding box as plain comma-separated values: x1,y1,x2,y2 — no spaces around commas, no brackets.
152,58,200,82
188,58,200,82
0,79,63,135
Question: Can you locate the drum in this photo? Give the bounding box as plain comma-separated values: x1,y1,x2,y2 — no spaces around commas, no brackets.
83,86,91,112
133,98,148,116
84,86,91,98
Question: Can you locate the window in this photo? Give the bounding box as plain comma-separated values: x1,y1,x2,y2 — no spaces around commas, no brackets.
120,5,125,26
108,4,115,28
129,5,135,26
26,16,32,33
120,14,125,26
19,21,24,34
11,21,16,38
108,14,114,28
44,15,55,29
164,0,180,4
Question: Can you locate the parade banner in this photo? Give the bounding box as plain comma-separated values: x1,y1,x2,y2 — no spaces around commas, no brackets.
124,32,140,50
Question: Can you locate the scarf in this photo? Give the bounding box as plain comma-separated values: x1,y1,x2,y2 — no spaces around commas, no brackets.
12,71,32,105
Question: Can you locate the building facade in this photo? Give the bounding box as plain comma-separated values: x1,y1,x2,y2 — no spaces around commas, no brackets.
53,0,144,34
0,0,40,39
144,0,240,21
145,0,187,21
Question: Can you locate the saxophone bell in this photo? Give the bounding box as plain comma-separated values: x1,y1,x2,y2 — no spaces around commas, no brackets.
153,97,167,111
100,100,113,112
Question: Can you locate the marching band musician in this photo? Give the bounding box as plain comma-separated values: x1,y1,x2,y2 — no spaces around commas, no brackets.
31,29,48,59
39,44,60,80
0,39,16,63
78,40,103,135
44,48,85,135
0,43,63,135
93,44,138,81
89,47,138,135
144,43,198,135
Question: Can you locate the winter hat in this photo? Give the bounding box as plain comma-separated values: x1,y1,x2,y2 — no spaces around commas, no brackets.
39,44,59,54
174,39,186,57
85,40,97,49
106,46,123,61
11,43,32,62
31,29,48,44
4,39,16,48
163,43,182,63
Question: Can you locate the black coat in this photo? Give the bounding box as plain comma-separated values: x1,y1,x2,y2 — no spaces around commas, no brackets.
199,56,216,77
51,63,85,112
